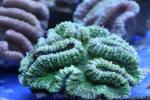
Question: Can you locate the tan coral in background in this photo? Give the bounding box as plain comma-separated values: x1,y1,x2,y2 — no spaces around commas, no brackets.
0,41,23,64
0,0,49,66
74,0,140,38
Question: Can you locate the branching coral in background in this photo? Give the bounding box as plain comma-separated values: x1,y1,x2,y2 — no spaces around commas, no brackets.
73,0,140,38
0,0,49,65
19,22,141,99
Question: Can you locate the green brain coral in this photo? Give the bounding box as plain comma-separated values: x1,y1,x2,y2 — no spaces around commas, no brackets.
19,22,141,99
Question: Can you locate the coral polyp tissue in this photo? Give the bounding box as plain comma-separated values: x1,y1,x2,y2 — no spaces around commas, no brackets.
19,22,141,99
73,0,140,37
0,0,49,65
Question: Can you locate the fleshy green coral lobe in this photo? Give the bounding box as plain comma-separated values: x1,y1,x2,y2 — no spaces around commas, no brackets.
19,22,141,99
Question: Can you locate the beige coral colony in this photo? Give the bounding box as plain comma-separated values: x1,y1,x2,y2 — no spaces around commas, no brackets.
0,0,49,65
73,0,140,38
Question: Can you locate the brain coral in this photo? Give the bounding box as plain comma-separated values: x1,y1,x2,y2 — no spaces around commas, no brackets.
73,0,140,37
19,22,141,99
0,0,49,65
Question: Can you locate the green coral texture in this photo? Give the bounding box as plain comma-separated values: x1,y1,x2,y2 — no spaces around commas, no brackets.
19,22,141,99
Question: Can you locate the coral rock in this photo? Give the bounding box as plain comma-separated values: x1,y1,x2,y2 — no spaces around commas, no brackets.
19,22,141,99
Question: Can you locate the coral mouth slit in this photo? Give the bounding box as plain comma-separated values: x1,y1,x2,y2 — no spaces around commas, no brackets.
32,42,75,59
60,72,72,92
